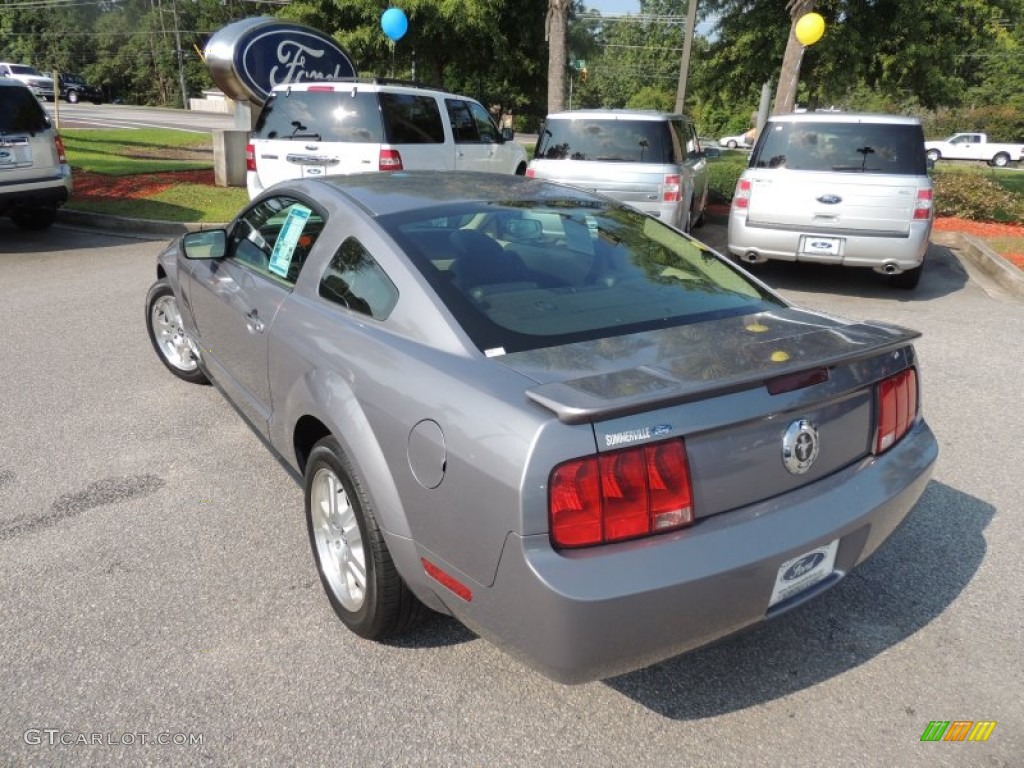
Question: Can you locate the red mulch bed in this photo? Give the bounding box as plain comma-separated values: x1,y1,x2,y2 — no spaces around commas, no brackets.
72,168,215,200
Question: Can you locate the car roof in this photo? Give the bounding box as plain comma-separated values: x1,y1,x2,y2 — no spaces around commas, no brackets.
0,76,30,88
544,109,688,122
768,112,922,126
281,172,592,218
267,78,462,98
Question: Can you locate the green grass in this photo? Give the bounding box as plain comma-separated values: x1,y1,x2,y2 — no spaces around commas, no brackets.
68,183,249,223
62,128,214,175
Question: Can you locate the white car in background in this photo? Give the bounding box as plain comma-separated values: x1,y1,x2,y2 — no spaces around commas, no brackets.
719,131,753,149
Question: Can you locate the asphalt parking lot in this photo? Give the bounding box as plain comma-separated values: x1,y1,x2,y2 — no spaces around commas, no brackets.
1,219,1022,766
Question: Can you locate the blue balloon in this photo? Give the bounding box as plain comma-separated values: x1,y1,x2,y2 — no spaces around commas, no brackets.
381,8,408,42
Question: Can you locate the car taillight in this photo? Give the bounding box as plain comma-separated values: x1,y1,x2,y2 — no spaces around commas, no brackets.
245,142,256,172
875,367,918,454
913,188,932,220
733,178,751,209
525,168,536,178
54,134,67,164
662,174,681,202
549,439,694,549
379,148,403,171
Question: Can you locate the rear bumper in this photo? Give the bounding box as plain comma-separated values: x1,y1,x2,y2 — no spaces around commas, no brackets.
445,419,937,683
728,213,932,271
0,169,72,213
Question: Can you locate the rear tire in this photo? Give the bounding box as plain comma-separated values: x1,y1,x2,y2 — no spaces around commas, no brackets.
305,437,424,639
991,153,1010,168
11,209,57,230
889,263,923,290
926,149,941,163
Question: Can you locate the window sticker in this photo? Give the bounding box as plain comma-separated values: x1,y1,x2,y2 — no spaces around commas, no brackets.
268,205,312,278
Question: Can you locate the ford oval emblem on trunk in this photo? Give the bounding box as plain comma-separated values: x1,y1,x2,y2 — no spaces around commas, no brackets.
816,194,842,205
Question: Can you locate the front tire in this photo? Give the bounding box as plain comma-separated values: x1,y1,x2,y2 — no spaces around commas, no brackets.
67,90,80,104
305,437,423,639
145,279,209,384
11,208,56,230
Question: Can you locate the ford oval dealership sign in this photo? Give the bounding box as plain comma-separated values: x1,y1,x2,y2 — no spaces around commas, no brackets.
205,17,357,105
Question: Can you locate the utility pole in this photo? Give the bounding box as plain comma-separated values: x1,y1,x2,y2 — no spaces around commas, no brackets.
673,0,699,114
171,0,188,110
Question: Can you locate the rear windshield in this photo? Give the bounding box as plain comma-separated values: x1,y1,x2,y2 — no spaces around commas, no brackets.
381,200,781,354
535,118,680,164
252,90,446,145
750,121,927,174
0,85,50,133
252,91,384,143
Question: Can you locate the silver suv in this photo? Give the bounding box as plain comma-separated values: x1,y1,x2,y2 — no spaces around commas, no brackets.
728,112,933,289
0,77,72,230
246,79,528,199
526,110,710,233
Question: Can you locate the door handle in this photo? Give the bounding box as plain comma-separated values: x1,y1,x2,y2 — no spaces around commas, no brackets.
246,309,265,335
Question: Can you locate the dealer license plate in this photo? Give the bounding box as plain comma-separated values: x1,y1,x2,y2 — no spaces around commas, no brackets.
769,539,839,607
800,236,841,256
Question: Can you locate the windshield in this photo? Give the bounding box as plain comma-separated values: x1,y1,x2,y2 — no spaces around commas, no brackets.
382,200,781,354
535,118,680,163
750,121,927,174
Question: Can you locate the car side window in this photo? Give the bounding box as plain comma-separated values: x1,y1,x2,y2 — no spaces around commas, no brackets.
318,237,399,320
467,101,501,143
379,93,445,144
446,99,479,143
227,196,324,286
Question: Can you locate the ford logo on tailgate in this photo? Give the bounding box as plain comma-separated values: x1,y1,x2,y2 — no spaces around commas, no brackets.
816,194,842,205
783,552,826,581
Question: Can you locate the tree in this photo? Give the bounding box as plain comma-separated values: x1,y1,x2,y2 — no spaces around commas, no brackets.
772,0,815,114
547,0,572,112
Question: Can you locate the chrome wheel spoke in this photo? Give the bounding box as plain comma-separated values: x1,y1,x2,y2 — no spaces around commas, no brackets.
311,467,367,613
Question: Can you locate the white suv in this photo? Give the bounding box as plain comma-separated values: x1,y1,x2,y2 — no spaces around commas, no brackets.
0,63,55,101
0,77,72,230
246,79,528,199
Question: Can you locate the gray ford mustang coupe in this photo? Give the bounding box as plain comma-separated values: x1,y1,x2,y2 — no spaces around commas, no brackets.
145,172,937,683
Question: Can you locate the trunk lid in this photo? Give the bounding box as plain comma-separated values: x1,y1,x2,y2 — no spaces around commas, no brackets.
501,308,919,518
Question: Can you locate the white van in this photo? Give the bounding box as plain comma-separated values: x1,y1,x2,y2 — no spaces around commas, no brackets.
246,80,528,199
728,113,933,289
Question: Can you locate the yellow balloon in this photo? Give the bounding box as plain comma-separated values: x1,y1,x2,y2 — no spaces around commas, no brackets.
795,12,825,46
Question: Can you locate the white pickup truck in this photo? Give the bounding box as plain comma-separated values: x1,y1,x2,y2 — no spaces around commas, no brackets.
924,132,1024,167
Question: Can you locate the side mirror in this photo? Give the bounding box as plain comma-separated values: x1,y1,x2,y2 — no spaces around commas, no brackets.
182,229,226,260
501,127,515,142
702,146,721,159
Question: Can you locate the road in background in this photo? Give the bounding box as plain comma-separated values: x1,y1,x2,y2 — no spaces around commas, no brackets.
46,102,236,133
1,221,1021,765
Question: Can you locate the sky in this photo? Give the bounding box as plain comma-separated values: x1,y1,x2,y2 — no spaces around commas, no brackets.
585,0,642,15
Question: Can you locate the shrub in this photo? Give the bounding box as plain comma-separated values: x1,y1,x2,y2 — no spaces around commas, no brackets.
932,169,1024,222
706,154,747,204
